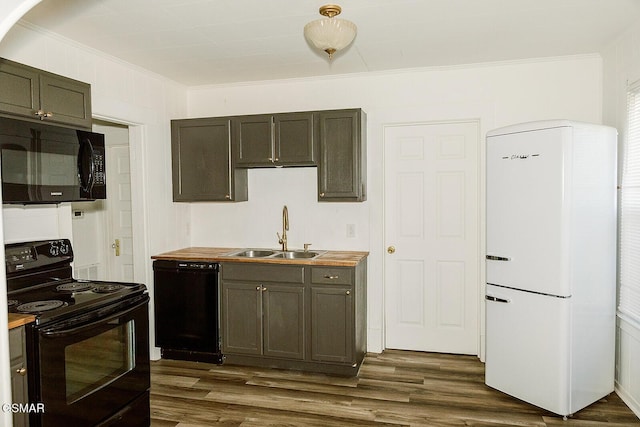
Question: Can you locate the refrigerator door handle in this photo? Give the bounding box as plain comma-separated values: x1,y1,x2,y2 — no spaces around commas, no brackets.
486,255,511,261
486,295,510,303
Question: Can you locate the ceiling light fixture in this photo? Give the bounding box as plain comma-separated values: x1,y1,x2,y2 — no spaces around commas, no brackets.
304,4,357,60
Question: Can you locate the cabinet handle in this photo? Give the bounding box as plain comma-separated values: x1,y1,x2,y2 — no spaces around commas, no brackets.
35,110,53,120
262,287,267,292
268,157,273,161
16,367,26,376
320,192,325,197
346,290,350,295
256,286,261,291
324,275,339,280
225,194,231,200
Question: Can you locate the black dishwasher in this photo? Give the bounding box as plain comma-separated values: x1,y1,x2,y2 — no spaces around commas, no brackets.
153,260,222,363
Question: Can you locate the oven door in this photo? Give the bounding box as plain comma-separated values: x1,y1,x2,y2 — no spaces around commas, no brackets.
33,294,150,427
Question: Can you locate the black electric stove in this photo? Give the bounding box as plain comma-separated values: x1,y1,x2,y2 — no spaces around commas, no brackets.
5,239,150,427
6,239,146,325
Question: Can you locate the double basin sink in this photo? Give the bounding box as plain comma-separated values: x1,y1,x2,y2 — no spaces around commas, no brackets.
227,249,326,260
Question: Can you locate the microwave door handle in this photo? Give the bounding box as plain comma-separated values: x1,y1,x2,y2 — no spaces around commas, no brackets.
78,138,95,193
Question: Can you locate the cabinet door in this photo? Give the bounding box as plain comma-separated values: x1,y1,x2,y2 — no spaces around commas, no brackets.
0,59,39,118
310,286,354,363
9,327,28,427
274,112,315,166
40,72,92,128
221,282,263,355
172,117,247,202
235,114,274,166
317,109,366,201
263,284,305,360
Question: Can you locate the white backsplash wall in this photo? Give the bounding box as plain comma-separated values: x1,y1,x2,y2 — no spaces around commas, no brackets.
190,167,369,251
3,204,72,243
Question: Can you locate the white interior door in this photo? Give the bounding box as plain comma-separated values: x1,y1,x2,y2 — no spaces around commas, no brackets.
106,144,134,282
384,121,479,354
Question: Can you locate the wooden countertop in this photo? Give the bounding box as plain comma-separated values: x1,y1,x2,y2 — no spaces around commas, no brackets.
8,313,35,329
152,247,368,267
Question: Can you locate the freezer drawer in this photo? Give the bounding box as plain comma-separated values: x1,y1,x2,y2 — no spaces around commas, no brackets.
485,284,572,416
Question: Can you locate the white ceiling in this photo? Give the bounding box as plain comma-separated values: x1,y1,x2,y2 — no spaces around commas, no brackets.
18,0,640,86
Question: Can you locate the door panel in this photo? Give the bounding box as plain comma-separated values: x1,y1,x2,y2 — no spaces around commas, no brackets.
107,145,134,282
485,284,570,415
384,121,479,354
263,285,305,360
486,127,569,296
311,286,353,363
221,282,262,355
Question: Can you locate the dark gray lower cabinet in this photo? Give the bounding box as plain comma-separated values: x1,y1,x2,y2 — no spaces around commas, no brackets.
221,264,305,360
9,326,28,427
220,260,366,376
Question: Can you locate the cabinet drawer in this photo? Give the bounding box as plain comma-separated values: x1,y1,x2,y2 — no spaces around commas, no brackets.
222,263,305,283
311,267,353,285
9,327,24,362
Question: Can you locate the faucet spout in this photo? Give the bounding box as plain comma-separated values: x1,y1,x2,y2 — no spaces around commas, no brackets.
277,205,289,251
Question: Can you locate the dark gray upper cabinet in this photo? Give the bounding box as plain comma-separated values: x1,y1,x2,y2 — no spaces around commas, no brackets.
234,114,272,166
317,109,367,202
171,117,248,202
171,108,365,202
0,58,92,129
274,113,315,166
235,112,315,167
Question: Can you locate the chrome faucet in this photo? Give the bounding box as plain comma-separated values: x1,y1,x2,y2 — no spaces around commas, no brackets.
277,205,289,251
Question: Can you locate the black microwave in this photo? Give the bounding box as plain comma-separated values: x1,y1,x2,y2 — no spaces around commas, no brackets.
0,117,106,204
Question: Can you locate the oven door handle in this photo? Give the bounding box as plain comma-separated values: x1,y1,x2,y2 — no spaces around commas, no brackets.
40,295,149,338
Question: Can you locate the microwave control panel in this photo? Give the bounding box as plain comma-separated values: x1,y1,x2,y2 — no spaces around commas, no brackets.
94,153,105,185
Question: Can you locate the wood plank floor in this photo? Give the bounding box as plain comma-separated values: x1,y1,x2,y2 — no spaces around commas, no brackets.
150,350,640,426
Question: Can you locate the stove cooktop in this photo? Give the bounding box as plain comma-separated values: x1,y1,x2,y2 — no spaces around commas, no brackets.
5,239,147,325
7,279,147,325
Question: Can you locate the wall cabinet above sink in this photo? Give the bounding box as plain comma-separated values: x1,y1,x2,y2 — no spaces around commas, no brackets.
170,108,366,203
234,112,315,167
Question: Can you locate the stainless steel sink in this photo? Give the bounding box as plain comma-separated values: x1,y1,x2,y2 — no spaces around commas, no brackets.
273,251,320,259
227,249,326,259
232,249,276,258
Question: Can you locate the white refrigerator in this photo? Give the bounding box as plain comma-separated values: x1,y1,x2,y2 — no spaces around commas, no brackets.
485,120,617,417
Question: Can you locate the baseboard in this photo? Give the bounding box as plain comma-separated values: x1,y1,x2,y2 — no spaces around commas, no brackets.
615,383,640,419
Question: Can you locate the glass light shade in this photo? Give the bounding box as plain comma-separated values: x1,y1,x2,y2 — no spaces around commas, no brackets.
304,18,357,57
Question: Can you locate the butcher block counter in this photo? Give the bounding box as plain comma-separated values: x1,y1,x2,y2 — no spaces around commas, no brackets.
8,314,35,329
152,247,368,267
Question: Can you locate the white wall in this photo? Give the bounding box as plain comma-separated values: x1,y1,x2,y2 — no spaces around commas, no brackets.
187,56,604,353
602,16,640,418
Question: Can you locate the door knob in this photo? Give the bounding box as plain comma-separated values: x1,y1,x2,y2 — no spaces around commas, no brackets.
387,246,396,254
112,239,121,256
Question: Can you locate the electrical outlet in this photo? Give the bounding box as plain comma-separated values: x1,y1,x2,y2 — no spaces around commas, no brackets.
346,224,356,238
